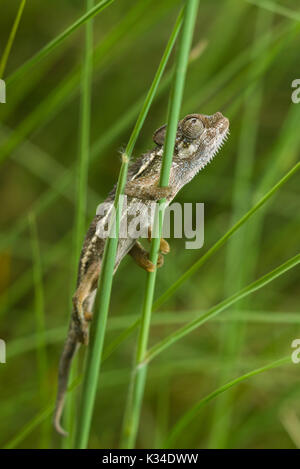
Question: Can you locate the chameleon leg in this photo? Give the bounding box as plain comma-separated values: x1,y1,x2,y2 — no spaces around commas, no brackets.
147,227,170,254
129,240,164,272
72,262,100,344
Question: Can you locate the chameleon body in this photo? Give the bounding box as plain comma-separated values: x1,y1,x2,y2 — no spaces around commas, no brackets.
54,112,229,435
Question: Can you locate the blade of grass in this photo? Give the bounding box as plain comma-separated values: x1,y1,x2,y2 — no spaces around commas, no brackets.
2,378,81,449
256,105,300,198
63,0,95,448
1,41,69,122
75,0,94,280
0,124,99,207
0,37,201,252
246,0,300,22
0,0,235,211
0,231,71,319
0,0,156,248
2,1,286,189
0,0,26,78
208,8,272,449
153,161,300,311
0,53,295,329
0,0,155,163
28,213,49,448
165,356,291,447
29,214,47,385
211,66,300,448
74,9,183,449
3,404,53,449
6,158,296,361
1,0,297,360
4,345,290,448
7,308,300,361
155,376,170,448
121,0,199,449
96,160,300,363
6,0,113,85
3,348,276,449
0,15,295,251
145,253,300,364
186,20,300,113
0,0,179,166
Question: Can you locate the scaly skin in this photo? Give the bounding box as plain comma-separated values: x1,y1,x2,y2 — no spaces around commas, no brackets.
53,112,230,435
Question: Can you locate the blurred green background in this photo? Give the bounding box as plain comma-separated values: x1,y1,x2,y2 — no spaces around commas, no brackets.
0,0,299,449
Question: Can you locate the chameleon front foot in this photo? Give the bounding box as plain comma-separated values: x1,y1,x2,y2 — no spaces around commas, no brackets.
159,238,170,254
147,227,170,254
129,241,164,272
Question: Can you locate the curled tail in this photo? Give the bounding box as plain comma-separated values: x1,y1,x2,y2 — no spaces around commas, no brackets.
53,321,79,436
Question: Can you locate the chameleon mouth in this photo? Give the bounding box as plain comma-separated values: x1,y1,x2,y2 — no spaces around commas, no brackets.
215,112,230,152
215,127,230,155
196,119,230,172
219,125,230,145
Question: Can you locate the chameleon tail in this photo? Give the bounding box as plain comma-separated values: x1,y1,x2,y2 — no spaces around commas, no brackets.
53,321,79,436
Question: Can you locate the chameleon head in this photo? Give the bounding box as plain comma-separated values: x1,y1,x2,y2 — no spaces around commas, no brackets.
176,112,230,165
153,112,229,172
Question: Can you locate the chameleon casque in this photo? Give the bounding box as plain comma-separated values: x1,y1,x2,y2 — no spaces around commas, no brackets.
54,111,229,435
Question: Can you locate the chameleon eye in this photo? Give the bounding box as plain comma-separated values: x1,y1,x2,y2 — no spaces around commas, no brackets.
153,124,167,146
182,116,204,140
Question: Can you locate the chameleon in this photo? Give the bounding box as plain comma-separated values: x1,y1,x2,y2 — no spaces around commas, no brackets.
53,111,230,435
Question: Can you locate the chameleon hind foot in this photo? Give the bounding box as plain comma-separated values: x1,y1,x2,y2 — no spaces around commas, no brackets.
72,262,100,345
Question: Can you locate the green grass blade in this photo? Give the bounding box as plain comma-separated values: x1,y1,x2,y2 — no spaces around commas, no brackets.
28,214,47,383
7,309,300,361
90,160,300,365
208,8,272,449
3,405,53,449
7,158,295,365
0,0,26,78
1,351,290,449
165,356,291,447
74,10,183,449
0,0,177,167
0,232,71,320
145,254,300,364
246,0,300,21
0,14,294,249
75,0,94,271
6,0,114,85
153,161,300,311
63,0,95,448
0,1,142,162
28,213,49,447
121,0,199,449
5,15,291,250
2,377,81,449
